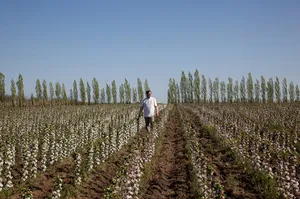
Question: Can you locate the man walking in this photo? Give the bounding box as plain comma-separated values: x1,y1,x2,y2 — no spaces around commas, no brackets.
138,90,159,132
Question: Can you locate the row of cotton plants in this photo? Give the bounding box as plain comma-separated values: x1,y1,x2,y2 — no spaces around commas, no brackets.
184,104,299,199
0,104,142,194
178,107,226,199
104,104,170,199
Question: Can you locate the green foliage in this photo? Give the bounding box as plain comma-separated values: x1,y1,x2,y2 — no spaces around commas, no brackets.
112,80,117,104
275,77,281,103
289,81,295,102
188,71,194,103
254,79,260,102
49,82,54,104
194,69,200,103
119,84,125,103
227,78,233,103
234,80,239,102
0,72,5,102
92,78,99,104
240,76,246,102
55,82,61,100
35,79,42,101
86,81,91,105
79,78,86,104
261,76,266,103
42,79,47,103
168,78,177,104
220,81,226,102
267,78,274,103
282,78,288,102
11,79,16,107
144,78,150,92
208,78,213,103
213,78,219,103
73,80,78,105
17,74,25,107
296,85,300,101
106,83,112,104
201,75,207,103
137,78,144,102
125,78,131,104
62,83,67,104
132,87,137,103
100,88,106,103
247,72,253,102
180,71,187,103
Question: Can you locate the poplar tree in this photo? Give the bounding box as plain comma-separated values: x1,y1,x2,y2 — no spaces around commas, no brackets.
100,88,106,103
188,71,194,103
220,81,226,102
275,77,281,103
112,80,117,104
55,82,61,101
36,79,42,103
168,78,177,104
137,78,144,102
180,71,187,103
42,80,47,105
17,74,24,107
92,78,99,104
106,84,112,104
50,82,54,105
282,78,288,103
176,83,180,103
73,80,78,105
86,82,91,105
227,78,233,103
79,78,86,104
295,85,300,101
267,78,274,103
125,79,131,104
261,76,266,103
144,79,150,92
240,76,246,103
208,78,213,103
289,81,295,102
194,69,200,103
234,80,239,102
11,79,16,107
213,78,219,103
132,88,137,103
254,79,260,102
70,89,73,104
62,83,67,105
119,84,125,103
0,72,5,102
201,75,207,103
247,73,253,102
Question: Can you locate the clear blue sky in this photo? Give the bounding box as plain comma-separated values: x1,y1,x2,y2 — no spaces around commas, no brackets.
1,1,299,103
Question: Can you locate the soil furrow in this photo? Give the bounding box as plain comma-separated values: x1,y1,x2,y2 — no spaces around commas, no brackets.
143,107,192,199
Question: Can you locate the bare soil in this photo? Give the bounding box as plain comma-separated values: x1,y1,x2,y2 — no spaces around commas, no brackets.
141,107,192,199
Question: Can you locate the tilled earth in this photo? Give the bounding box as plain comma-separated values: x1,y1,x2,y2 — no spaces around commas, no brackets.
142,107,192,199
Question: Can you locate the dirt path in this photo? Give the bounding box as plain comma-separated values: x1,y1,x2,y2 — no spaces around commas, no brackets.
142,107,192,199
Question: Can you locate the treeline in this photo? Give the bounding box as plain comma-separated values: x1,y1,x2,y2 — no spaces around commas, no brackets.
0,72,150,107
168,70,300,104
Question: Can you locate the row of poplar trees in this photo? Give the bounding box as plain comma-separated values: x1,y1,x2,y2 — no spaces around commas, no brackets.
168,70,300,104
0,72,150,107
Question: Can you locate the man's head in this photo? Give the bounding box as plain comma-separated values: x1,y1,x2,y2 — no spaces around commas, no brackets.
146,90,152,98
